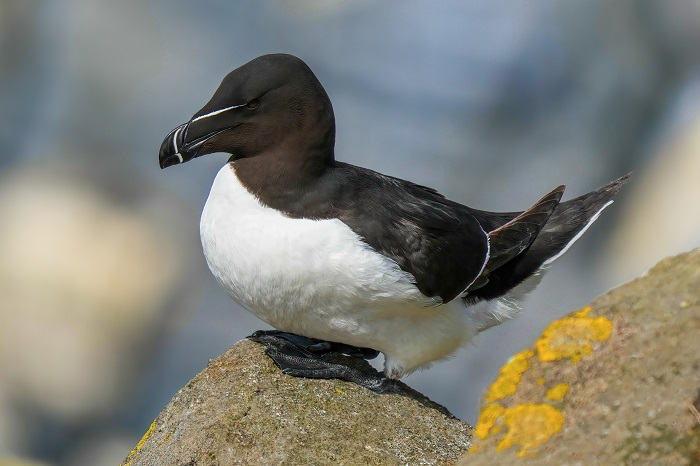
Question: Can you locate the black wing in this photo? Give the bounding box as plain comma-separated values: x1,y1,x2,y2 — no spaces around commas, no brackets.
330,165,489,302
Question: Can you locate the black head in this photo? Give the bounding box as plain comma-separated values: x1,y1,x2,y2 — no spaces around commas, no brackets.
159,54,336,169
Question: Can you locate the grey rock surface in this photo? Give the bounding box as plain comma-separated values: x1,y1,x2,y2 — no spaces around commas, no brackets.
122,339,471,465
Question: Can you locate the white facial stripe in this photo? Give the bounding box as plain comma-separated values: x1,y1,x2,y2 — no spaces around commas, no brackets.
175,153,184,163
191,103,246,122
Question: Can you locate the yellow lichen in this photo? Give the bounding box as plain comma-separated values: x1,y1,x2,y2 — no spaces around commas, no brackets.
536,377,545,385
122,420,157,465
136,420,157,450
535,307,613,363
497,404,565,457
545,383,569,401
474,403,506,439
485,349,535,402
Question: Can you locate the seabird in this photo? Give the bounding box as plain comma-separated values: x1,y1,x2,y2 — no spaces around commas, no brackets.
159,54,629,388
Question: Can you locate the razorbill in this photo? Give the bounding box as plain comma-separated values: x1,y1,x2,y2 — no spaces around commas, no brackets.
159,53,629,384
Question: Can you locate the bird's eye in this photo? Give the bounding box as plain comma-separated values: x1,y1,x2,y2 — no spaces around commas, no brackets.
246,98,259,109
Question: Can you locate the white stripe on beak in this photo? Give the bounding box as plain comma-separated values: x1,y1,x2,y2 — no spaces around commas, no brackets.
172,126,183,153
191,103,246,122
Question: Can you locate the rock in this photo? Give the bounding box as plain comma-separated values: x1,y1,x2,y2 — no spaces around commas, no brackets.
0,166,188,423
0,459,54,466
121,340,471,466
464,248,700,465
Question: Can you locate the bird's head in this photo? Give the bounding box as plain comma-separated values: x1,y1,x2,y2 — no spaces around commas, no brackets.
159,54,335,169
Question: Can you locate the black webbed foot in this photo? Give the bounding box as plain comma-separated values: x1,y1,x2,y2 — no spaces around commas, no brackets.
249,330,380,359
248,330,396,393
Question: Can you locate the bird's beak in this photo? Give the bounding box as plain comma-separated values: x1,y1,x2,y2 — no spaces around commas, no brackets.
159,123,189,169
159,103,246,169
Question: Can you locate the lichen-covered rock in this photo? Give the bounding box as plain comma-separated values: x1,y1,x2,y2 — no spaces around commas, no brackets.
464,248,700,465
121,340,471,466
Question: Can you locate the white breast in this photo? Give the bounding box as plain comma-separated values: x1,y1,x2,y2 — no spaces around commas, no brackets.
200,164,471,377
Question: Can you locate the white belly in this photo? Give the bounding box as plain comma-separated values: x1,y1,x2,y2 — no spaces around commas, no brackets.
200,164,471,376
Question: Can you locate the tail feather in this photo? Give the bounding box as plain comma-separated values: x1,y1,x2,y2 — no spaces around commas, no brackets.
465,173,631,302
483,185,565,274
540,173,630,261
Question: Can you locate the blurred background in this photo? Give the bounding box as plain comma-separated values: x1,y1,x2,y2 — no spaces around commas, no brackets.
2,1,700,464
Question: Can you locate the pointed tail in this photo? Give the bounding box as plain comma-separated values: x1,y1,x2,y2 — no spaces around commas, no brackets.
466,173,631,301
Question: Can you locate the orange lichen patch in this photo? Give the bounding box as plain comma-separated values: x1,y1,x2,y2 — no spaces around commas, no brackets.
474,403,506,439
497,404,565,457
545,383,569,401
485,349,535,402
535,307,613,363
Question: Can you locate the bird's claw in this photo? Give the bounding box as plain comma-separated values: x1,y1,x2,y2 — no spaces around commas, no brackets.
248,330,390,393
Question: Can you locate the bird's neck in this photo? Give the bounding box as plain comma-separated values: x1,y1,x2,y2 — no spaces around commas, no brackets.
231,139,336,214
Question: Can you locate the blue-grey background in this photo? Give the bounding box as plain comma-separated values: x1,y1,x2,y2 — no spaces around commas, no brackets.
2,1,700,464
